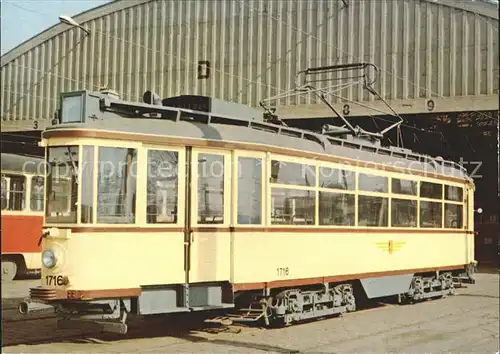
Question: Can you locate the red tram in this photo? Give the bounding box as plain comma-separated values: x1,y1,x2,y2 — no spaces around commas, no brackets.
1,153,45,281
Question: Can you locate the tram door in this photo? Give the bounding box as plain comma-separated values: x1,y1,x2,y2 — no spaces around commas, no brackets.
184,147,231,289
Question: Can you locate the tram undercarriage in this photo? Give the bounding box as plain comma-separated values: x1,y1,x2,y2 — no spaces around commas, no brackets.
20,267,476,334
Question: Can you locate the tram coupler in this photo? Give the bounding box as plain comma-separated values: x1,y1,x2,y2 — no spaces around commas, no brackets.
18,300,54,315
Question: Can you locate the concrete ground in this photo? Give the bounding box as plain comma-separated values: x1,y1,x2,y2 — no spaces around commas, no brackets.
2,279,39,303
2,272,498,353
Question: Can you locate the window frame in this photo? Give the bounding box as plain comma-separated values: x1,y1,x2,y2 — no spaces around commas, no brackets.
1,172,27,212
234,150,266,226
356,169,390,228
317,162,356,228
44,144,80,224
442,182,465,230
87,141,142,226
419,200,443,228
191,148,231,227
95,145,139,225
267,154,318,227
29,175,45,213
388,176,419,229
390,198,418,228
143,145,185,227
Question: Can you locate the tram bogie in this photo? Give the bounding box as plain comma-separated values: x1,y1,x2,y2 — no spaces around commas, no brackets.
23,64,479,333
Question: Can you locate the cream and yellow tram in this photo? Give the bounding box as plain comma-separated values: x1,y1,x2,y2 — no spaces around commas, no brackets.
22,87,477,333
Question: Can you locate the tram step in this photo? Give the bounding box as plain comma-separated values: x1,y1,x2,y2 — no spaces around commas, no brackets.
189,304,235,312
239,308,264,313
227,314,263,322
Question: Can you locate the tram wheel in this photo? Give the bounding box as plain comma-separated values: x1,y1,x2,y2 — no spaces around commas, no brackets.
2,260,18,281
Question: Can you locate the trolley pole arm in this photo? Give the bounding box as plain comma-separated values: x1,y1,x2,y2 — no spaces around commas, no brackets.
295,63,379,88
309,89,357,135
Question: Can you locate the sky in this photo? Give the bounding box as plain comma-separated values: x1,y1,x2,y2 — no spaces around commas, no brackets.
1,0,112,56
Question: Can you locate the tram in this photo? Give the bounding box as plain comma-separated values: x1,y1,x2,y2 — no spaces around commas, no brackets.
22,64,477,333
1,153,45,281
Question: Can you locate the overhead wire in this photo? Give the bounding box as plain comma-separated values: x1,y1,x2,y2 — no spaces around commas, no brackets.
240,0,499,143
248,0,496,159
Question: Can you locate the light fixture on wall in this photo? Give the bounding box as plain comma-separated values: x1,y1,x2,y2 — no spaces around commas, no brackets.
59,15,91,35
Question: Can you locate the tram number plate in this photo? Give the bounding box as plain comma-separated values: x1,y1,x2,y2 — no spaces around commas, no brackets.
45,275,65,286
277,267,289,277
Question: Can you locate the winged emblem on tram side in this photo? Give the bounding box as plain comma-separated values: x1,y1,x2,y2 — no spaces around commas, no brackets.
375,240,407,255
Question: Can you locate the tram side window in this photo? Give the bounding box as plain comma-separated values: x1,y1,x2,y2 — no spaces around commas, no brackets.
319,167,355,190
444,185,463,201
30,176,45,212
198,153,224,224
392,178,417,196
237,157,262,224
358,195,388,227
270,160,316,187
147,150,179,224
391,199,417,227
420,181,442,199
319,192,354,226
1,175,26,211
444,203,463,228
271,188,315,225
97,147,137,224
420,201,442,228
358,173,388,193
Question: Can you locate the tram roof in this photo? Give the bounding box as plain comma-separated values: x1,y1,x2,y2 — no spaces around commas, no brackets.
1,153,43,174
44,90,471,182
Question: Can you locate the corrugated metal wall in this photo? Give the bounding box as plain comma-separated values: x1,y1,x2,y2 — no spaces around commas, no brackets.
1,0,498,127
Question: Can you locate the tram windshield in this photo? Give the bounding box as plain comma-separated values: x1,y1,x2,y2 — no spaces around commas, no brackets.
96,147,137,224
46,146,79,223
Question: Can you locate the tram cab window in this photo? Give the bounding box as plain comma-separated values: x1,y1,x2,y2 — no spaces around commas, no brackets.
46,146,79,223
271,188,315,225
97,147,137,224
197,153,224,224
30,176,45,212
237,157,262,224
357,195,388,227
1,174,26,211
147,150,179,224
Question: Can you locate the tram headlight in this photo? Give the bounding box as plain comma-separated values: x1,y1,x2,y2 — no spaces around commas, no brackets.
42,249,57,268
